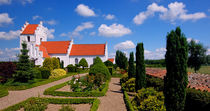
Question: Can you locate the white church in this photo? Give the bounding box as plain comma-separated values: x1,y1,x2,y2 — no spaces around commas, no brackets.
19,21,111,67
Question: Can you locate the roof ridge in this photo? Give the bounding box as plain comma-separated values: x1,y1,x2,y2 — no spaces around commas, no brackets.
73,43,105,45
41,40,71,42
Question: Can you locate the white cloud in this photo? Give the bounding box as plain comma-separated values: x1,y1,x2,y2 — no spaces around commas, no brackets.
19,0,33,5
0,30,20,40
133,2,206,25
114,40,135,50
0,13,13,26
98,23,131,37
60,22,94,39
144,48,166,59
44,20,57,25
89,32,96,36
75,4,96,17
0,47,19,61
45,28,55,39
187,38,199,43
105,14,115,20
207,49,210,55
32,15,42,20
0,0,11,5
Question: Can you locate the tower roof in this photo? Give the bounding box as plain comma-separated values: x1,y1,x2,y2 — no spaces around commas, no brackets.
21,24,39,35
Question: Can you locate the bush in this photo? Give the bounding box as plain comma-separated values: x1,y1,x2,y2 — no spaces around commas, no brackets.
59,105,75,111
146,75,164,91
139,96,166,111
40,67,51,79
108,67,113,75
43,58,53,71
50,69,66,79
24,98,48,111
67,64,77,72
122,78,135,92
131,87,165,111
79,58,88,70
0,62,16,83
31,67,42,79
52,57,60,70
104,60,113,67
120,73,128,84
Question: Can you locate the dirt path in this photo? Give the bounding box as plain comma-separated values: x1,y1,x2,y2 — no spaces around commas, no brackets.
98,78,126,111
0,73,87,110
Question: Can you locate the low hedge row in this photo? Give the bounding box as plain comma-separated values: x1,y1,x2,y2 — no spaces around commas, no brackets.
44,80,109,97
2,97,100,111
0,72,84,90
0,88,8,98
123,91,135,111
146,74,210,111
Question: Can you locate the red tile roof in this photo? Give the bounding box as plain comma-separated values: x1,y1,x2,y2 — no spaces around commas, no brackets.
70,44,106,56
21,24,39,35
108,58,114,63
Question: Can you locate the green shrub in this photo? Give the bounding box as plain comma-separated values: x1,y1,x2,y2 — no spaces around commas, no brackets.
79,58,88,70
52,57,60,70
104,60,113,67
31,67,42,79
0,88,8,98
122,78,135,92
50,69,66,79
107,67,113,75
120,73,128,84
146,75,164,91
43,58,53,71
94,73,105,87
131,87,165,110
24,98,48,111
139,96,166,111
123,91,135,111
67,64,77,72
40,67,51,79
59,105,75,111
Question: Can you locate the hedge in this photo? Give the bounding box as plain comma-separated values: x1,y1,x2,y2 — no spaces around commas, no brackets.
123,91,135,111
0,72,86,90
44,80,109,97
0,88,8,98
146,74,210,111
2,97,100,111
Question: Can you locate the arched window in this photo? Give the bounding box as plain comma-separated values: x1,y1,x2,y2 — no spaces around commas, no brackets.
27,36,30,42
75,58,78,64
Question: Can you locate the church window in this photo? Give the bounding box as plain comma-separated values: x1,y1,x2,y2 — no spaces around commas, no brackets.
75,58,78,64
27,36,30,42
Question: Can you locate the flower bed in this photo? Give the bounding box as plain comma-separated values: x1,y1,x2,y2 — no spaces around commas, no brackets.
2,97,100,111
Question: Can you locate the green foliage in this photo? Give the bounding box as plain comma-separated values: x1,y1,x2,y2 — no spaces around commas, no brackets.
164,27,188,111
14,42,33,82
146,75,164,91
79,58,88,69
24,98,48,111
50,69,66,79
128,52,135,78
52,57,60,69
139,96,166,111
135,43,146,91
59,105,75,111
120,73,128,84
104,60,114,67
122,78,135,92
131,87,165,111
60,60,64,69
66,64,77,72
0,88,8,98
145,59,166,67
115,50,128,69
89,57,111,80
107,67,113,75
204,55,210,65
43,58,53,71
123,91,135,111
188,40,207,72
40,67,51,79
31,67,42,79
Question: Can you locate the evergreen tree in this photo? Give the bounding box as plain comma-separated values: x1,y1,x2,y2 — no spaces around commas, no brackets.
188,40,206,72
115,50,128,69
164,27,188,111
128,52,135,78
14,42,33,82
43,58,53,71
104,60,114,67
52,57,60,69
79,58,88,70
135,43,146,91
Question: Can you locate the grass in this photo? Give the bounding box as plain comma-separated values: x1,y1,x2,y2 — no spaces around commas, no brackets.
146,66,210,74
0,70,89,91
0,87,8,98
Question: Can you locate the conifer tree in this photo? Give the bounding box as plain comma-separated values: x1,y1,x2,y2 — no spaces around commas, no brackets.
135,43,146,91
128,52,135,78
164,27,188,111
14,42,33,82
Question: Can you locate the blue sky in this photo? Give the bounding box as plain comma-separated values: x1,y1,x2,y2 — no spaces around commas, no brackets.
0,0,210,61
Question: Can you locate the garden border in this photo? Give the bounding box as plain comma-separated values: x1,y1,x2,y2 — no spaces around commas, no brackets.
0,88,8,98
44,80,109,97
123,90,135,111
2,97,100,111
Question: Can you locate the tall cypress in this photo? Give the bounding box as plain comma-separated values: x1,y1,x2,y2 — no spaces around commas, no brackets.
135,43,146,91
164,27,188,111
14,42,33,82
128,52,135,78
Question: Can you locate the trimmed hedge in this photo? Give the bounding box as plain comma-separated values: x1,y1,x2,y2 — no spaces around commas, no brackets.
146,74,210,111
123,91,135,111
2,97,100,111
44,80,109,97
0,88,8,98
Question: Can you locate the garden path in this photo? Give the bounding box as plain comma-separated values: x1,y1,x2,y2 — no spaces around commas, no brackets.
98,78,126,111
0,73,88,110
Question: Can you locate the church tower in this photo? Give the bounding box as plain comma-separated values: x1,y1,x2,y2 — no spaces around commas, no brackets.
20,21,47,59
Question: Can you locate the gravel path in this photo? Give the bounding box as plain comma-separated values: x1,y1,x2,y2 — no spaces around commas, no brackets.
98,78,126,111
0,73,87,110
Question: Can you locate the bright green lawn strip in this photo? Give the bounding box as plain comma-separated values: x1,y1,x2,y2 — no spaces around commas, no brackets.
1,70,88,91
2,97,100,111
44,80,109,97
0,87,8,98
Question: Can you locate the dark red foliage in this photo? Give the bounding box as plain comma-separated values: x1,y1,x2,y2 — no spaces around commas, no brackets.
0,62,16,83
